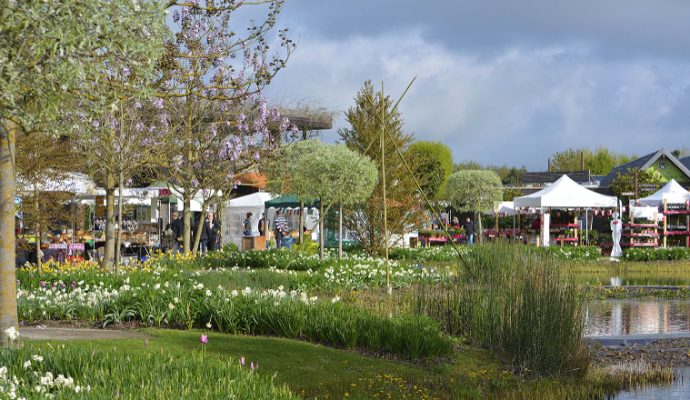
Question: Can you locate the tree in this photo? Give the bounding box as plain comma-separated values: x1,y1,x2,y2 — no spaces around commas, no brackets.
0,0,167,345
407,141,453,200
286,141,376,259
339,80,422,254
159,1,295,253
611,167,665,202
446,170,503,243
549,147,635,175
15,133,79,268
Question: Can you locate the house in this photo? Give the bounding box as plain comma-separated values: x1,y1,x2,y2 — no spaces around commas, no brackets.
597,149,690,193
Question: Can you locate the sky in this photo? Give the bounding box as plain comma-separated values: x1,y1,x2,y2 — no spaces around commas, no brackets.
259,0,690,169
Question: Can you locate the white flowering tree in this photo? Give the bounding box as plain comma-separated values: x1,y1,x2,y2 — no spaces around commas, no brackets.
0,0,167,345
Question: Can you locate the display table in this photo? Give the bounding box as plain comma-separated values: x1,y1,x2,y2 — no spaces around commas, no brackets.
242,236,266,251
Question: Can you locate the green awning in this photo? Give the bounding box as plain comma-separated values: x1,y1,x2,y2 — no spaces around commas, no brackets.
265,195,319,208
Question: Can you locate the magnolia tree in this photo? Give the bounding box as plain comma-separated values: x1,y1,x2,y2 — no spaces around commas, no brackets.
0,0,166,345
446,170,503,243
288,140,377,259
160,0,296,253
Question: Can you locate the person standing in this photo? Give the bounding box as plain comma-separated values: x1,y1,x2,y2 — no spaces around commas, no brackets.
207,212,221,251
274,209,288,249
243,212,253,236
464,217,475,245
170,211,184,252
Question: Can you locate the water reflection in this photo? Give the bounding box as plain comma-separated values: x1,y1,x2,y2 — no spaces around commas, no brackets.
612,367,690,399
584,300,690,337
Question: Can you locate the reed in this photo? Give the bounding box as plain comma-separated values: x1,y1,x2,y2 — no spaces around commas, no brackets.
414,242,590,377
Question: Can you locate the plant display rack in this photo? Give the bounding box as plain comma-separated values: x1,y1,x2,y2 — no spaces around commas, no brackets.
550,220,579,246
622,222,659,248
661,200,690,248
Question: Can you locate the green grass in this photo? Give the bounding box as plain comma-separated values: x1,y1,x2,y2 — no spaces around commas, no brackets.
15,329,664,400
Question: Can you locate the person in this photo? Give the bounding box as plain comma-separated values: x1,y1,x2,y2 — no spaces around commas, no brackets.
207,212,221,251
170,211,183,251
274,209,288,249
161,224,177,252
243,212,253,236
451,216,460,229
257,214,265,236
464,217,475,245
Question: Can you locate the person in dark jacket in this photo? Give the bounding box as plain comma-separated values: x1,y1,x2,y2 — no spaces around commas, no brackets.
464,217,475,245
207,212,221,251
170,211,184,252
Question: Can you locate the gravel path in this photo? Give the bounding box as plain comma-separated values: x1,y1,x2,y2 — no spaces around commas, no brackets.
20,327,145,341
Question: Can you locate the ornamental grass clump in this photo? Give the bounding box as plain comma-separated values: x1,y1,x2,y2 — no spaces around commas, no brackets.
415,242,590,377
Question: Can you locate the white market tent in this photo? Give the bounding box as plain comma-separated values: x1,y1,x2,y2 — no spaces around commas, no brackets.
638,179,690,206
514,175,618,246
514,175,618,209
496,201,516,216
221,192,273,248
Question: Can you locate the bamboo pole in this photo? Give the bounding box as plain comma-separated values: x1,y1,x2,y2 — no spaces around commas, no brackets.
380,81,391,295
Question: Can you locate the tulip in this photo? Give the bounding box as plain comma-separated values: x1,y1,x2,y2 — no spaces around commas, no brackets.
200,334,208,344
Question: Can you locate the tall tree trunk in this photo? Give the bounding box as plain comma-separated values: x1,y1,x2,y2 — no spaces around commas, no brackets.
192,208,208,256
103,185,116,269
319,199,325,260
183,195,191,253
114,172,124,268
0,120,18,345
298,200,304,245
34,192,41,268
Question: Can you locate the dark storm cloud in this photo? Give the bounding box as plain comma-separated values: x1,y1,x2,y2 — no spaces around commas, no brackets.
261,1,690,168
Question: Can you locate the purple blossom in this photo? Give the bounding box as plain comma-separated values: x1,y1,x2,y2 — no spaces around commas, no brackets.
172,10,180,23
152,98,164,109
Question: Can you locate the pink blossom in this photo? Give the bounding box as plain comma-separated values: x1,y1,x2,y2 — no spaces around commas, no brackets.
200,334,208,344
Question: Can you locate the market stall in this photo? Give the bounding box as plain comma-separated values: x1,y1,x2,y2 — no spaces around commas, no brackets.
514,175,619,247
221,192,273,250
638,179,690,247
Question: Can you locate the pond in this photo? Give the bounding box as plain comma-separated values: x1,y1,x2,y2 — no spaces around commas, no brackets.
584,299,690,337
612,367,690,399
573,272,690,287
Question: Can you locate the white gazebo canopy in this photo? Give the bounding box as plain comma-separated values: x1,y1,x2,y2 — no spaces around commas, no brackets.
638,179,690,206
221,192,273,248
514,175,618,209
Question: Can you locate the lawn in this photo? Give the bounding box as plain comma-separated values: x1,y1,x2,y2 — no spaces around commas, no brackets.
18,329,632,400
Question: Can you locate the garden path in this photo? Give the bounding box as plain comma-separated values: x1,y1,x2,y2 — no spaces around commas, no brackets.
20,327,145,341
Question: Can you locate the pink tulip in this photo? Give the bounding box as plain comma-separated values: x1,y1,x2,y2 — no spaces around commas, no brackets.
250,362,255,370
200,334,208,344
240,356,245,367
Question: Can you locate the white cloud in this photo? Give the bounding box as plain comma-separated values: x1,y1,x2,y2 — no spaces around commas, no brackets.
266,31,690,168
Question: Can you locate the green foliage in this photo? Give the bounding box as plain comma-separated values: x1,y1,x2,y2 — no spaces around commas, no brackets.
446,170,503,212
0,0,167,129
0,343,297,399
623,247,690,261
339,80,422,254
407,141,454,200
610,167,665,200
550,147,635,175
414,243,590,377
291,141,378,206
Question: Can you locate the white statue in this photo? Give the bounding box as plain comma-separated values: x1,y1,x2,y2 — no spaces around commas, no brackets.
610,211,623,258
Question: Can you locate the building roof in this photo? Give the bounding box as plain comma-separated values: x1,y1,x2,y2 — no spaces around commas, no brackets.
521,170,595,186
599,149,690,187
681,156,690,170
